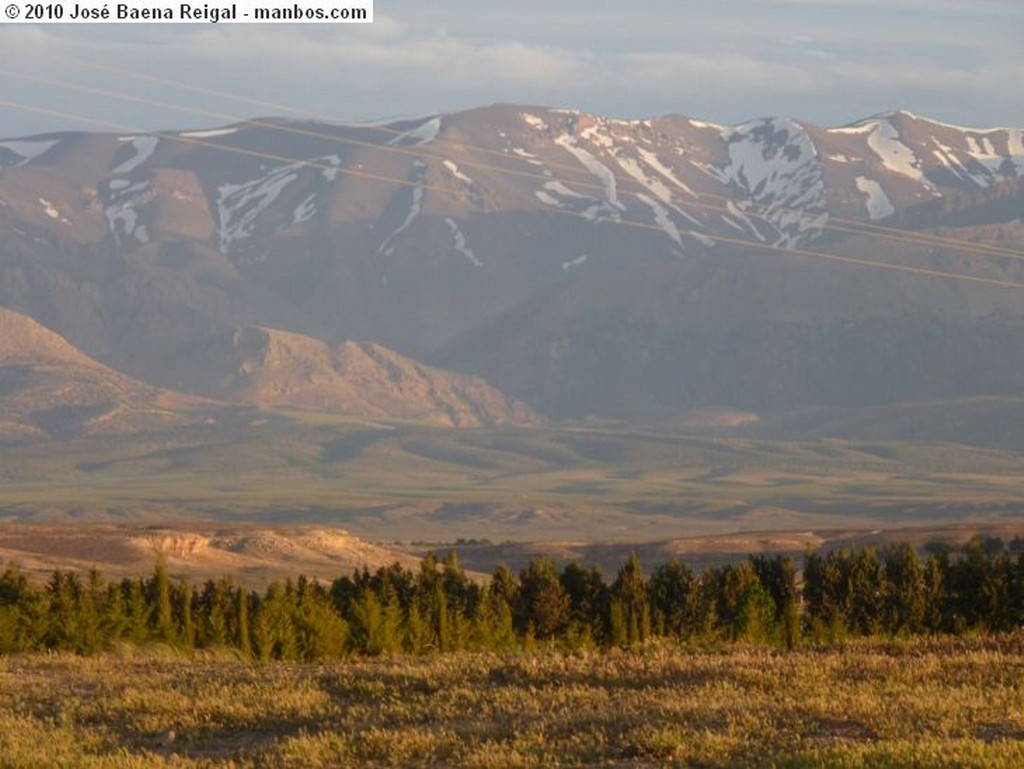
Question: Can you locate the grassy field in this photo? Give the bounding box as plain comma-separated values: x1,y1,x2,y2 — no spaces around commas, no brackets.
1,636,1022,767
1,417,1023,541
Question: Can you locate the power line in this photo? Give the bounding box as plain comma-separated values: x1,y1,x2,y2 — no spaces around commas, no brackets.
16,52,1024,263
8,65,1024,264
2,97,1024,292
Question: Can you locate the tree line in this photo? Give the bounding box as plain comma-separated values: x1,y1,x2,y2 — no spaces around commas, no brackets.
1,538,1022,659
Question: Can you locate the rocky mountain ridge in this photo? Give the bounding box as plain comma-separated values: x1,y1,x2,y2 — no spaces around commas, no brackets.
1,104,1022,426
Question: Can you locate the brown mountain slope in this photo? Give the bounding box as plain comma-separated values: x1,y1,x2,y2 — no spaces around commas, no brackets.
2,107,1022,425
178,325,539,427
0,306,210,438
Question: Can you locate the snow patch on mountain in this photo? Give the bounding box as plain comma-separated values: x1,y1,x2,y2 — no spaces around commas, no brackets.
292,195,317,225
37,198,70,225
554,133,626,217
636,193,682,247
962,133,1016,186
180,128,238,139
925,130,1024,188
936,141,978,185
107,205,138,240
0,139,60,167
614,153,673,204
930,139,976,186
521,113,548,131
511,147,543,166
107,180,148,197
320,155,342,181
112,136,159,175
388,117,441,147
378,166,425,256
104,177,151,245
217,166,299,251
105,180,151,246
535,177,624,225
580,203,613,222
865,120,933,189
834,112,1021,190
689,231,716,247
444,217,481,267
543,181,588,200
609,148,703,231
443,160,474,186
534,190,563,208
1007,130,1024,174
828,121,875,136
635,148,695,197
965,136,991,157
38,198,58,219
725,200,767,242
855,177,894,220
714,118,827,246
580,123,614,149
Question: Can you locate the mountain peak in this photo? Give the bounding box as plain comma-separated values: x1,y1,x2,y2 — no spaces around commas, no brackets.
1,105,1022,427
215,327,539,427
0,307,98,366
0,307,211,439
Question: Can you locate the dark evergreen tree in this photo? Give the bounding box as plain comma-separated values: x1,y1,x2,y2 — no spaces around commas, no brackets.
46,570,85,652
881,544,925,636
236,586,252,659
560,562,606,647
293,578,348,660
441,551,477,651
948,539,1001,632
123,578,151,644
803,550,850,640
750,555,799,648
922,551,949,633
148,557,176,645
693,566,721,640
518,558,570,641
649,560,699,641
176,580,195,652
610,553,650,647
490,564,519,608
717,561,760,640
196,578,233,648
733,580,777,645
472,585,517,651
847,547,886,636
100,581,128,646
253,582,299,661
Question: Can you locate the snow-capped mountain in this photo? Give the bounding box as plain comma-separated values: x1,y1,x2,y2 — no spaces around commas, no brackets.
0,105,1022,420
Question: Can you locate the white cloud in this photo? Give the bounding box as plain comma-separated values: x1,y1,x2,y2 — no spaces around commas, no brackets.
0,2,1020,137
612,52,822,93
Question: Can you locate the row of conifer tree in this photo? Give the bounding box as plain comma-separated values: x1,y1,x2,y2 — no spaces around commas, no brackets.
1,538,1022,659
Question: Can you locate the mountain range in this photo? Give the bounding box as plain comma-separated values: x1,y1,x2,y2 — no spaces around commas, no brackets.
1,104,1022,437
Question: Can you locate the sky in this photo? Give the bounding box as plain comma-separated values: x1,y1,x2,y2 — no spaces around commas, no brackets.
1,0,1023,137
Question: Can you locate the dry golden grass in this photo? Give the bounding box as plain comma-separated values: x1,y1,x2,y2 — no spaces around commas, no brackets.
1,635,1022,767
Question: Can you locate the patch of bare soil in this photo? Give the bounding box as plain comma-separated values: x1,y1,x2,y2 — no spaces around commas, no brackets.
0,523,421,586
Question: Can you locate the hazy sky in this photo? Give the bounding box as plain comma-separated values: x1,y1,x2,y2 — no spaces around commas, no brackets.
2,0,1022,137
